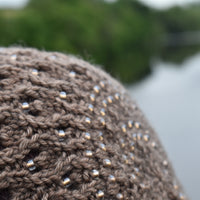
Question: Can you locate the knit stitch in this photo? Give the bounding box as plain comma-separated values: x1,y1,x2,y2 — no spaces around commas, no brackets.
0,47,187,200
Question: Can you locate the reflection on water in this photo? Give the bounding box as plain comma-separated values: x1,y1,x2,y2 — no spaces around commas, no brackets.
127,53,200,200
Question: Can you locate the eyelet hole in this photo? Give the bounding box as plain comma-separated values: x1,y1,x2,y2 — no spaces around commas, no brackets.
0,188,11,200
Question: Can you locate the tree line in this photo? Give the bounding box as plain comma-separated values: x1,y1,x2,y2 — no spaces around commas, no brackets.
0,0,200,83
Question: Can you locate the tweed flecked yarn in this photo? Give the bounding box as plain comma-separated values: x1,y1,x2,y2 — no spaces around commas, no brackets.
0,47,187,200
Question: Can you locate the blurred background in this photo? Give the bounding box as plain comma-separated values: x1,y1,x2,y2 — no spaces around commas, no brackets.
0,0,199,199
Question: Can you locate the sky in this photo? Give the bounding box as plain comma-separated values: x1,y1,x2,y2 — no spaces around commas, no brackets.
0,0,28,8
139,0,200,9
0,0,200,9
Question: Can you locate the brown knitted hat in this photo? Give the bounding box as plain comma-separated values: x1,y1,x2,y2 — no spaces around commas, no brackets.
0,47,187,200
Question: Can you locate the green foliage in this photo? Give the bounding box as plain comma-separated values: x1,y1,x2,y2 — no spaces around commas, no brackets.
158,6,200,32
0,0,200,82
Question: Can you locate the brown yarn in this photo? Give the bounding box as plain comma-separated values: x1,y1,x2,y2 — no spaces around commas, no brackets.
0,47,187,200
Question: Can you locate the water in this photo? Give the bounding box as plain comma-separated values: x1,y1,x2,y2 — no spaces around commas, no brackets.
127,53,200,200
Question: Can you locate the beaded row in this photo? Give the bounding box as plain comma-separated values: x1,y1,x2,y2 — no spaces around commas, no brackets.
20,66,185,200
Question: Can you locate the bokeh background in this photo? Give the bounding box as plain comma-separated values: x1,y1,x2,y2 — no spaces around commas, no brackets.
0,0,200,199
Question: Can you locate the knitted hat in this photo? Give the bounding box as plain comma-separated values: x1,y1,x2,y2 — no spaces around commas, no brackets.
0,47,187,200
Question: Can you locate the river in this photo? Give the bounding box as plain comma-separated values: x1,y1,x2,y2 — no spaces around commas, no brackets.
127,53,200,200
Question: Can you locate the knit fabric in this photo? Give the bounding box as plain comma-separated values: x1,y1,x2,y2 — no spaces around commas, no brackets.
0,47,187,200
